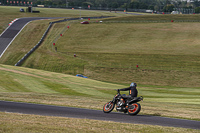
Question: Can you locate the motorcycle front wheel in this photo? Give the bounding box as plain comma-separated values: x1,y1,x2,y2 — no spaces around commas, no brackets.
128,103,141,115
103,101,115,113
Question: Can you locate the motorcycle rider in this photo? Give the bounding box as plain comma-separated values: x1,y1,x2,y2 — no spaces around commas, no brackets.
117,82,138,105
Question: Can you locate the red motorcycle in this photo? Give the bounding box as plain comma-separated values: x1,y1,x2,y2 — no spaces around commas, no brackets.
103,90,143,115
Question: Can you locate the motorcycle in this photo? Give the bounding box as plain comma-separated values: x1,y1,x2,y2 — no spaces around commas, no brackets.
103,90,143,115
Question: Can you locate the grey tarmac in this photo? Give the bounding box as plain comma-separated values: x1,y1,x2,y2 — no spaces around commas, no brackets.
0,101,199,130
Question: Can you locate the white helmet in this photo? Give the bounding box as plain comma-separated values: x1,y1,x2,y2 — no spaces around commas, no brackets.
130,82,137,87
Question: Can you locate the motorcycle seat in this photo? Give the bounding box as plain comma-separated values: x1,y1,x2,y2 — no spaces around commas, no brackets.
121,95,132,99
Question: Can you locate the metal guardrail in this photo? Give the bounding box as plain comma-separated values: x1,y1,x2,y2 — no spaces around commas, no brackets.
15,18,81,66
103,20,200,23
15,22,53,66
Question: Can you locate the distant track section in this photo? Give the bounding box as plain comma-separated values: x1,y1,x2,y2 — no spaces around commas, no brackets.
0,101,199,130
0,17,57,58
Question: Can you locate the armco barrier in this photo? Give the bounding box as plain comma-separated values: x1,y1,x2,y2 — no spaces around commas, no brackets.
15,22,53,66
14,16,113,66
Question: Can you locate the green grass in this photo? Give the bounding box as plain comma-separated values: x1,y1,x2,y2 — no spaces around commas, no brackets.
0,64,200,121
1,17,200,87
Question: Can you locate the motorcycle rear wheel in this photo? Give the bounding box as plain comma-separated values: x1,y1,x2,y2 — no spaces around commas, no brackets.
103,101,115,113
128,103,141,115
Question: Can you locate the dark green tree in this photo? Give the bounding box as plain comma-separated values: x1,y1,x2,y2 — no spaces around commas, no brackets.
111,2,119,8
163,4,175,12
193,0,200,8
195,7,200,13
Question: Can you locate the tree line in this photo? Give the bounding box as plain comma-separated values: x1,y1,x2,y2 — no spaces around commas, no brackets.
1,0,200,13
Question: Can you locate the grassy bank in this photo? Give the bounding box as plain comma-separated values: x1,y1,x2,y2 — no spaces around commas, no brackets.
1,112,199,133
0,64,200,121
1,17,200,87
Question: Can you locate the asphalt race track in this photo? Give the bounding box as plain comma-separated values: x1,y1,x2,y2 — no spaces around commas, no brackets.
0,17,57,58
0,101,199,130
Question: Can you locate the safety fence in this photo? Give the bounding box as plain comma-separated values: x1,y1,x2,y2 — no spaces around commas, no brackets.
103,20,200,23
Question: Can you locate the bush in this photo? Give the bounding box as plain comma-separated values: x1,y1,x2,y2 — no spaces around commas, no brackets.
195,7,200,13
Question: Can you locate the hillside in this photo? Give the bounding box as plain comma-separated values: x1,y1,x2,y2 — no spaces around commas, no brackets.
1,14,200,87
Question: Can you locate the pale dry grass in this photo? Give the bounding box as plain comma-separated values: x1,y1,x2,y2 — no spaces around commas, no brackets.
0,112,199,133
58,22,200,55
140,102,200,120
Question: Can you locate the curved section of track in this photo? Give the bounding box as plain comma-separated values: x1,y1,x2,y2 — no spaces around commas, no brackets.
0,17,57,58
0,101,199,130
